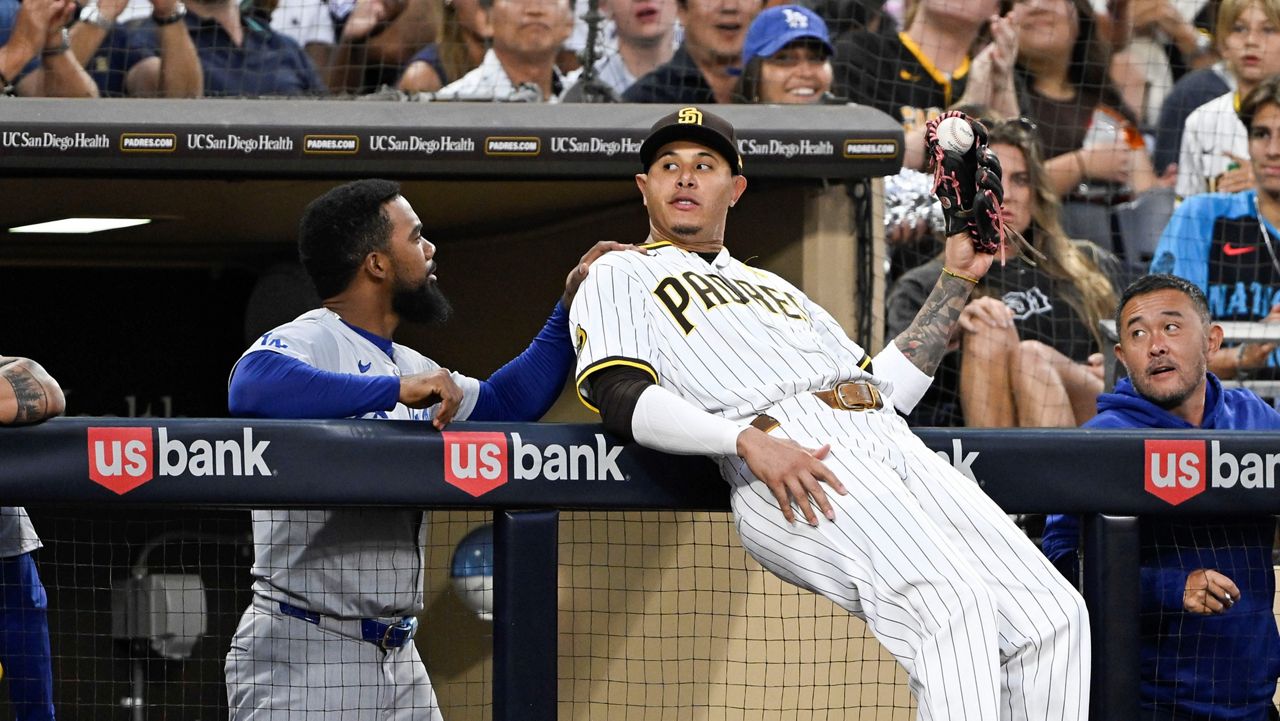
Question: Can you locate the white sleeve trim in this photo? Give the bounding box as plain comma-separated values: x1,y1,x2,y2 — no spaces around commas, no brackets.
871,342,933,414
450,373,481,422
632,386,748,457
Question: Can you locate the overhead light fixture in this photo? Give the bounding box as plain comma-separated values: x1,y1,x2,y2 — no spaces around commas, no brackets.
9,218,152,234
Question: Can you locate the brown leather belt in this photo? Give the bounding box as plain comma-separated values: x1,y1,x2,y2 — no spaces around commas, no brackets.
814,381,883,411
750,382,883,434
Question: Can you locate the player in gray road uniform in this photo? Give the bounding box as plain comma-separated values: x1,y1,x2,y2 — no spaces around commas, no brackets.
570,108,1090,721
224,179,633,720
0,356,65,721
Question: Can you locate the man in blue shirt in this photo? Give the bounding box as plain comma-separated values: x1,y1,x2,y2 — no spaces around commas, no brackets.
69,0,202,97
128,0,324,96
223,178,636,720
1043,274,1280,721
622,0,762,103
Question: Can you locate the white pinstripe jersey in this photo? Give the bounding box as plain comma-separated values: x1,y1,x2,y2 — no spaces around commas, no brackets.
571,242,892,422
236,308,480,618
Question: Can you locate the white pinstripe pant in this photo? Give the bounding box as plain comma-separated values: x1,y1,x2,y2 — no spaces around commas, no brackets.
719,395,1090,721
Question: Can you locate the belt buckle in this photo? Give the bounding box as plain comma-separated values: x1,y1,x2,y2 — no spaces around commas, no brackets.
380,616,419,650
835,381,879,411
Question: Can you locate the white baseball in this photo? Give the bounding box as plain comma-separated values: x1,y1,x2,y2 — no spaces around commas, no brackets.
937,117,975,154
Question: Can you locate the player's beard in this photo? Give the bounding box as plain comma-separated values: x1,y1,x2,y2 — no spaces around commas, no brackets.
393,276,452,325
671,224,701,237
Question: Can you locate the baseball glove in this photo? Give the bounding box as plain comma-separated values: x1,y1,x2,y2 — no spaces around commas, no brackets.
925,112,1012,257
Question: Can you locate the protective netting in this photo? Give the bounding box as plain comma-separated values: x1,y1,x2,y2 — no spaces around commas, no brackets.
0,508,907,719
557,511,910,721
9,506,1279,718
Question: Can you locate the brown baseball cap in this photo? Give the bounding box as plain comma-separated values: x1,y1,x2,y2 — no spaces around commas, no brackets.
639,107,743,175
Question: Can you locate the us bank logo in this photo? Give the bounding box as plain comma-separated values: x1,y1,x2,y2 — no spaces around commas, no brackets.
87,427,272,495
1144,439,1280,506
442,432,624,497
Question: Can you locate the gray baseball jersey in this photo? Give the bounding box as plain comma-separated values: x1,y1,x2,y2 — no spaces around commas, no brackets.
570,242,1091,721
0,507,40,559
236,308,479,618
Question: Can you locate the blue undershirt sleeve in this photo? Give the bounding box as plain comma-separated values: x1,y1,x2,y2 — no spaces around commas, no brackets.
1141,566,1190,613
468,302,573,422
228,351,401,419
1040,514,1080,563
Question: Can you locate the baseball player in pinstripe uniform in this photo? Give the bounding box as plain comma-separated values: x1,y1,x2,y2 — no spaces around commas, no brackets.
570,107,1090,720
224,179,634,720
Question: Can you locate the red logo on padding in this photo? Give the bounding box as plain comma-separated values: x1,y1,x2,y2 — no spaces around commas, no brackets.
87,427,154,494
442,432,509,497
1144,439,1206,506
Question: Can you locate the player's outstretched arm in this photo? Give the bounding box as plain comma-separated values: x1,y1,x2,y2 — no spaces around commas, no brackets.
0,357,65,426
466,242,648,425
892,265,981,377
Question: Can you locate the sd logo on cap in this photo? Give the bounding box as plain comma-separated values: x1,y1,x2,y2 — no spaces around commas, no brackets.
677,107,703,125
640,106,743,175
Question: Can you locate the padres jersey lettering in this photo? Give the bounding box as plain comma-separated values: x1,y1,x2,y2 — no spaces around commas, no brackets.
652,269,810,334
573,244,878,420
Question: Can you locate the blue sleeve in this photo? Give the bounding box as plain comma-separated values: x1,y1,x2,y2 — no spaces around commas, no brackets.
301,53,326,93
406,42,448,85
1150,199,1212,293
1141,566,1189,613
289,40,326,93
468,302,573,422
1041,416,1123,563
228,351,400,419
1041,514,1080,562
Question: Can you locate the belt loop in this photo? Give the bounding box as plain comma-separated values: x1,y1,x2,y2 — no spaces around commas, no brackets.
751,414,781,433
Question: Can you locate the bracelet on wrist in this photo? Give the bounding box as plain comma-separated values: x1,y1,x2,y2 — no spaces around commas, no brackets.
1236,343,1251,379
152,2,187,26
41,27,69,58
942,267,980,284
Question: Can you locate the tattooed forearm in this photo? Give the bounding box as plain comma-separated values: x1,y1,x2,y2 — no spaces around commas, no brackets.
2,365,49,425
893,274,974,376
0,358,64,425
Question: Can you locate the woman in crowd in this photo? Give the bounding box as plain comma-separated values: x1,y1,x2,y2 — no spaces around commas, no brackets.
1016,0,1161,197
834,0,1020,168
886,118,1121,427
732,4,836,104
733,5,948,275
398,0,490,93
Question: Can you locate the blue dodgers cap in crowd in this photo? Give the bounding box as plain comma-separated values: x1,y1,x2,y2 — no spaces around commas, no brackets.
740,5,834,66
640,106,743,175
